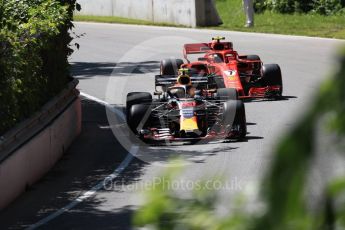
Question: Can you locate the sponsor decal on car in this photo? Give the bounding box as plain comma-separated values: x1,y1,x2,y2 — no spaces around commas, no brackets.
224,70,237,79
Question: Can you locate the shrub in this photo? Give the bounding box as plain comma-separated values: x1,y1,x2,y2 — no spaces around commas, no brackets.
312,0,343,15
253,0,345,15
0,0,79,135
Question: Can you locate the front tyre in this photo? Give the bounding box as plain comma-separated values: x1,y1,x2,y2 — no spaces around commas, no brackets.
217,88,238,101
246,55,260,61
222,100,246,140
262,64,283,95
126,92,152,121
128,104,151,134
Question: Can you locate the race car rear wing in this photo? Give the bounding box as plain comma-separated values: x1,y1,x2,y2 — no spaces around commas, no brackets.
183,42,233,61
155,74,225,92
155,75,209,87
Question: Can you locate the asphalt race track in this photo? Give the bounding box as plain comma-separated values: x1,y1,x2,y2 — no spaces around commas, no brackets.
0,22,344,229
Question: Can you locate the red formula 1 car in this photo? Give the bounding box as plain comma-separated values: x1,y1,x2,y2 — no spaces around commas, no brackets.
160,37,283,99
126,69,246,143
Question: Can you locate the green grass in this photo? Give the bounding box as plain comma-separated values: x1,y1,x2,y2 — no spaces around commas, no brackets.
74,0,345,39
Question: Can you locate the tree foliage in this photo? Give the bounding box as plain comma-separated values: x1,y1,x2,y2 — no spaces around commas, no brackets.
0,0,79,135
134,47,345,229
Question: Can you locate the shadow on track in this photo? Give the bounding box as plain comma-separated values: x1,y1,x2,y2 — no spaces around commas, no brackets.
243,95,297,103
71,61,160,79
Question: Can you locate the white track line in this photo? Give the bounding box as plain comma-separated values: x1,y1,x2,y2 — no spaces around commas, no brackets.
26,92,135,230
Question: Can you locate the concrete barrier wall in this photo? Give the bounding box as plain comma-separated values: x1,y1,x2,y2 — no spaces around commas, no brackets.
76,0,222,27
77,0,154,21
152,0,196,26
0,84,81,210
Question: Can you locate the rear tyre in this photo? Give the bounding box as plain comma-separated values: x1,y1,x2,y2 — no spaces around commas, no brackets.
128,104,151,134
217,88,238,101
160,59,184,75
222,100,246,139
262,64,283,94
126,92,152,121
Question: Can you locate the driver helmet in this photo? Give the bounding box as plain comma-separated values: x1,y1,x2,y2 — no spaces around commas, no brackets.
177,68,192,86
211,36,226,50
176,69,195,98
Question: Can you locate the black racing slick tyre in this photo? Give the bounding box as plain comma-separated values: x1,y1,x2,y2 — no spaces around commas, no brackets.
246,55,261,61
233,100,247,139
128,104,151,134
126,92,152,121
262,64,283,94
217,88,238,101
160,59,184,75
222,100,247,139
